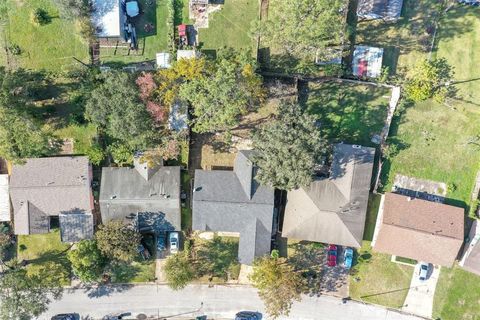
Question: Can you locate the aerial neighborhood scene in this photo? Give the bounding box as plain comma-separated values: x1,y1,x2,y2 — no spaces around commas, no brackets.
0,0,480,319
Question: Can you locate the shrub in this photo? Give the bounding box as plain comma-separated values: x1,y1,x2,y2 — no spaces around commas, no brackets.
31,8,51,26
8,44,21,56
166,0,176,55
85,143,105,165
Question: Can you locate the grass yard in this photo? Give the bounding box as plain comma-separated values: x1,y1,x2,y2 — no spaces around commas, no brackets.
108,259,156,283
354,0,443,74
433,265,480,320
17,229,72,286
349,193,413,308
304,81,391,147
5,0,89,71
100,0,169,64
198,0,258,52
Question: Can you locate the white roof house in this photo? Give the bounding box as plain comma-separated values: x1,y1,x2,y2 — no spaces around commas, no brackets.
91,0,123,38
0,175,9,221
352,46,384,78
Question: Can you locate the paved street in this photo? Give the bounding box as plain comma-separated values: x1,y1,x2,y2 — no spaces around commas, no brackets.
42,284,427,320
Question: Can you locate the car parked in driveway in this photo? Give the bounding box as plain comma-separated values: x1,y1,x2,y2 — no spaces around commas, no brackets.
327,244,338,267
169,231,179,254
343,247,353,269
235,311,261,320
51,314,78,320
418,262,429,281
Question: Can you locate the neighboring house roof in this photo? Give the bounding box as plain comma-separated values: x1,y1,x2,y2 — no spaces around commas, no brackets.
99,158,181,232
373,192,464,267
459,220,480,275
352,46,384,78
10,157,94,241
0,175,10,221
282,143,375,248
60,213,94,243
91,0,123,37
357,0,404,21
192,150,275,265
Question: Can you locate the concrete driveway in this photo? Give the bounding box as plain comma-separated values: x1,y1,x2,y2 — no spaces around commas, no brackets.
402,263,441,318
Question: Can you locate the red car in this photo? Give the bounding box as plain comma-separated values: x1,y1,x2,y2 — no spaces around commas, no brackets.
327,244,338,267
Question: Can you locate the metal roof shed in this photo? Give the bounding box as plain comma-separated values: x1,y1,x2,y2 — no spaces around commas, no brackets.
352,46,384,78
91,0,123,38
0,175,10,221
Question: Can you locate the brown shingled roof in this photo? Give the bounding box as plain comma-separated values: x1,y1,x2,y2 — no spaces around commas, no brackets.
373,192,464,267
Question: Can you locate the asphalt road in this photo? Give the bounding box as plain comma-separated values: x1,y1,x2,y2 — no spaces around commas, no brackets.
42,284,426,320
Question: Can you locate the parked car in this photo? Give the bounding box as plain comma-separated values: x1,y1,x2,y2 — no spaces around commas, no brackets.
169,231,179,254
157,232,167,252
51,314,77,320
418,262,429,281
343,247,353,269
327,244,338,267
235,311,261,320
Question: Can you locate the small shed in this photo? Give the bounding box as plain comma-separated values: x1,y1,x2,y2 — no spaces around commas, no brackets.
156,52,172,69
357,0,404,21
91,0,125,38
177,49,200,61
352,46,384,78
0,175,10,222
169,101,189,132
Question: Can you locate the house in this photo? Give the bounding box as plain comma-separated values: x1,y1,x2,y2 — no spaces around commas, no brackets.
99,156,181,233
0,175,9,222
192,150,275,265
357,0,404,21
91,0,125,38
352,46,384,78
282,143,375,248
459,220,480,275
9,157,94,243
373,192,464,267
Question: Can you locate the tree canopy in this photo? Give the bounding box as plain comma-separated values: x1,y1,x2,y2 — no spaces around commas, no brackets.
404,58,455,103
251,0,344,61
95,220,142,263
68,239,107,283
163,252,195,290
252,101,323,190
85,71,158,149
249,254,304,319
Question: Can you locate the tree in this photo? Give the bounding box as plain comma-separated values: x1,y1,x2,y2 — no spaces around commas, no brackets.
180,49,265,133
139,134,182,166
251,0,343,61
0,264,63,320
164,252,195,290
0,108,55,163
249,254,304,319
95,220,141,262
85,71,158,149
405,58,455,103
108,142,134,166
68,239,107,283
252,101,323,190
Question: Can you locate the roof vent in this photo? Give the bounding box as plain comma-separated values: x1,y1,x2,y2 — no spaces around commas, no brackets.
352,145,361,149
110,195,117,199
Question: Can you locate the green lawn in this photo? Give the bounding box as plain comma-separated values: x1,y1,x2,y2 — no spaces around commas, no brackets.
355,0,443,74
100,0,169,64
304,81,391,147
55,124,98,155
108,259,156,283
349,193,413,308
5,0,89,71
433,265,480,320
198,0,258,52
17,229,72,286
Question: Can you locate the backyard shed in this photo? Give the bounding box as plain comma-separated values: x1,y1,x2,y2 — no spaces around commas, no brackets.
0,175,10,221
352,46,384,78
169,101,189,132
156,52,172,69
357,0,404,21
91,0,124,38
177,49,200,61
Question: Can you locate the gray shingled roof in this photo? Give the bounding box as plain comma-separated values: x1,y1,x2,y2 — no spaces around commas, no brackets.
282,143,375,248
99,165,181,232
192,151,275,265
60,213,94,242
10,157,94,241
357,0,403,21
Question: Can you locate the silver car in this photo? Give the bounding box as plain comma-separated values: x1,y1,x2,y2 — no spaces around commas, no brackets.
418,262,429,281
169,231,179,254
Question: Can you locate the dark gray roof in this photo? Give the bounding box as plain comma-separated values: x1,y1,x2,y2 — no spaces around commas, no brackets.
192,151,275,265
60,213,94,242
283,143,375,247
10,157,93,239
99,165,181,231
357,0,403,20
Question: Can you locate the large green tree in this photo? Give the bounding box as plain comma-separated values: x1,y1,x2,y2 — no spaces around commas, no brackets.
251,0,344,61
252,101,323,190
95,220,141,262
85,71,158,149
180,49,265,133
0,264,63,320
249,254,304,319
404,58,455,103
67,239,107,283
163,252,195,290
